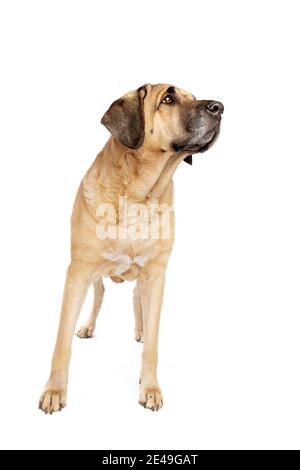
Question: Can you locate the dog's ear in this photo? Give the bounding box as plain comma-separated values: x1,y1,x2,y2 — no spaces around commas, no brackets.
101,86,147,149
184,155,193,165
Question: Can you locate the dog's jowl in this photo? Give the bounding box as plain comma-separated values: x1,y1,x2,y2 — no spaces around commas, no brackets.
39,83,223,413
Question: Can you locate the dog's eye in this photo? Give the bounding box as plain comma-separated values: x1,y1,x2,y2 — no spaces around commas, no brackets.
162,94,175,105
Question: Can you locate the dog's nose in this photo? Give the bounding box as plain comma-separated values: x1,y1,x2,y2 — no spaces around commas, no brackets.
205,101,224,116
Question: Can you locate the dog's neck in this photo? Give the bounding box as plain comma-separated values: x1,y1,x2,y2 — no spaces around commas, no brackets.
100,138,188,203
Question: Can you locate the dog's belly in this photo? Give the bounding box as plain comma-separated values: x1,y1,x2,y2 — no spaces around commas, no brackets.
101,251,150,281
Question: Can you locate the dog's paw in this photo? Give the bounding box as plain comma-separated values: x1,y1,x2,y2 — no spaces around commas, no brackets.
76,324,95,338
135,329,144,343
139,384,163,411
39,388,67,414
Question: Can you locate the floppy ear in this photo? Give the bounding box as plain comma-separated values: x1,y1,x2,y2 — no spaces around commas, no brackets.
101,86,147,149
184,155,193,165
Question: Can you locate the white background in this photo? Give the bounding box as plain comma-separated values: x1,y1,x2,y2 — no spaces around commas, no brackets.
0,0,299,450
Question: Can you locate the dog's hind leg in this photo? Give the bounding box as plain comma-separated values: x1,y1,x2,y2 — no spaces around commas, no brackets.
133,281,143,342
76,276,105,338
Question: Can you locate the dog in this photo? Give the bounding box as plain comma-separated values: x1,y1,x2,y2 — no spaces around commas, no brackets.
39,83,223,413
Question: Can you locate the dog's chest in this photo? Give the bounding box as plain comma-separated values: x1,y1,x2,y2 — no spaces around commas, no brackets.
96,197,174,280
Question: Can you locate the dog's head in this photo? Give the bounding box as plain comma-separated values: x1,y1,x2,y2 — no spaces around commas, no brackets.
101,84,223,163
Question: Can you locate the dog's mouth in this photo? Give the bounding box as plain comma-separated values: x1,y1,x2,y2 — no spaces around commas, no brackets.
172,122,221,154
197,128,218,153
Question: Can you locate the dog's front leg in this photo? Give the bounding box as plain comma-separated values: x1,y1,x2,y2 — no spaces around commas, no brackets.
39,262,94,414
138,271,165,411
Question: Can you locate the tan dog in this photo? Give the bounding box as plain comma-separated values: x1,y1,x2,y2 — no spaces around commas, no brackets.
39,83,223,413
